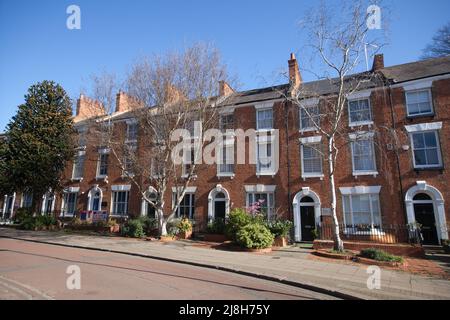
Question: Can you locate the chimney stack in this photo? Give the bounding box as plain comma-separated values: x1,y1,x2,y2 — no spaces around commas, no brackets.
372,54,384,71
288,53,302,90
74,94,105,122
219,81,235,97
115,91,142,113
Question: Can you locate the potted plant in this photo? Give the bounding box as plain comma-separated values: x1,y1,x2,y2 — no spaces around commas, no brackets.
108,218,120,233
267,219,293,247
176,217,193,239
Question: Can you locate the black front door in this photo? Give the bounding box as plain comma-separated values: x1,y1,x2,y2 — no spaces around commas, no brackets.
414,203,438,245
214,201,226,220
300,206,315,241
146,204,156,219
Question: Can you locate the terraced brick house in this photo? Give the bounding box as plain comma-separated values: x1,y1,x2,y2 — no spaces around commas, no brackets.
1,54,449,245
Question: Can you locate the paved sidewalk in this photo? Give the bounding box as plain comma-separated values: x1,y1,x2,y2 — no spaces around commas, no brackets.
1,228,449,300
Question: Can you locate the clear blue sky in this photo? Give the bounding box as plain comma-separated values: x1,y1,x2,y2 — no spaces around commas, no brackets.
1,0,449,132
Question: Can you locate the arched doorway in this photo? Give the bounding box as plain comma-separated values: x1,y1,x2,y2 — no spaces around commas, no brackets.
208,185,230,222
293,188,321,242
412,193,438,244
141,187,157,219
405,181,447,245
87,186,103,211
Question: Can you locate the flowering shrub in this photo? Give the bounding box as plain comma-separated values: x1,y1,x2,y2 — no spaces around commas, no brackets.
177,217,192,232
236,223,274,249
225,208,252,241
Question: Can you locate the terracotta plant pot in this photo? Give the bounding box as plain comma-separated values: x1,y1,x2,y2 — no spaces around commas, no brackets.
273,236,288,247
109,225,120,233
177,230,192,239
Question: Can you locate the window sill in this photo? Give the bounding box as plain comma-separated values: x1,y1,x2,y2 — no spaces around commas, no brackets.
302,174,324,180
59,213,75,217
71,177,84,182
406,113,435,120
96,175,108,180
352,171,378,177
121,173,135,179
256,172,277,178
413,166,444,171
299,128,319,134
217,173,235,179
349,121,373,127
110,214,128,218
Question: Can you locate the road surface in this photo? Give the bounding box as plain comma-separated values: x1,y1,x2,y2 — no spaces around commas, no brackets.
0,238,337,300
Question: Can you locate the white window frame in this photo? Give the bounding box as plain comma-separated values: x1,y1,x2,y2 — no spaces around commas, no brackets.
20,192,33,209
219,113,234,132
349,132,378,176
256,134,276,176
256,107,273,131
96,148,110,179
245,191,276,220
122,145,136,177
111,190,129,217
72,151,86,181
172,192,195,219
405,88,434,117
348,98,373,127
125,120,138,143
340,186,382,234
300,137,323,179
299,98,320,132
61,192,78,217
409,130,443,169
217,135,235,177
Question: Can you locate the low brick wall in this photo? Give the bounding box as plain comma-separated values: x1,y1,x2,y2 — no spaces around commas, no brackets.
313,240,425,258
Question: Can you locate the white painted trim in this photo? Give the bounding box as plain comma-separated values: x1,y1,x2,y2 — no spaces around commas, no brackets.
111,185,131,191
293,188,321,242
254,102,274,110
66,187,80,193
404,121,442,133
346,89,372,100
219,106,235,115
87,185,103,211
405,181,448,243
41,192,55,215
207,184,231,221
339,186,381,195
348,131,375,140
347,96,373,127
171,186,197,193
299,97,319,107
244,185,276,193
141,186,158,217
300,135,322,144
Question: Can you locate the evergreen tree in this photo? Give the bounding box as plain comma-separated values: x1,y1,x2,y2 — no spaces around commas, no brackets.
0,81,75,212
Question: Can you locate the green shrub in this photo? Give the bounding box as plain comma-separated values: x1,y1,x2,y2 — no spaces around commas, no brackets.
266,219,293,237
138,216,157,233
360,248,403,263
40,215,57,226
14,208,32,224
236,223,274,249
225,208,252,241
121,219,145,238
207,218,226,234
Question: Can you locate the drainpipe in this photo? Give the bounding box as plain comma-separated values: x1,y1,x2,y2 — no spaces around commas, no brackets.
387,83,408,224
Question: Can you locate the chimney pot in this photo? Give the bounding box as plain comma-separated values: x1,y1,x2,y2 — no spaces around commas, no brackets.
288,53,302,91
372,54,384,71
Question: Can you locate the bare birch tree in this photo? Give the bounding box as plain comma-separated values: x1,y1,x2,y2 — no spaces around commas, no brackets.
85,43,233,236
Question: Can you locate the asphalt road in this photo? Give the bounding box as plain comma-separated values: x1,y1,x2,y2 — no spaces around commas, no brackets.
0,238,338,300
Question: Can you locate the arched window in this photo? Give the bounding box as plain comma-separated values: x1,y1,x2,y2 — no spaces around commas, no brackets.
413,193,432,201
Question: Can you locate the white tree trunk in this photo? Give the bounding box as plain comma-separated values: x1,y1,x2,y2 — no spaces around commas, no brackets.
328,137,344,252
157,207,167,236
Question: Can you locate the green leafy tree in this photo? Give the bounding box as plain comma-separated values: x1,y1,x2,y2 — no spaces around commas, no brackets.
0,81,75,213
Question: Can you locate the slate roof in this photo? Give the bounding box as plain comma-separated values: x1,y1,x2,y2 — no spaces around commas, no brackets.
380,55,450,83
77,55,450,123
